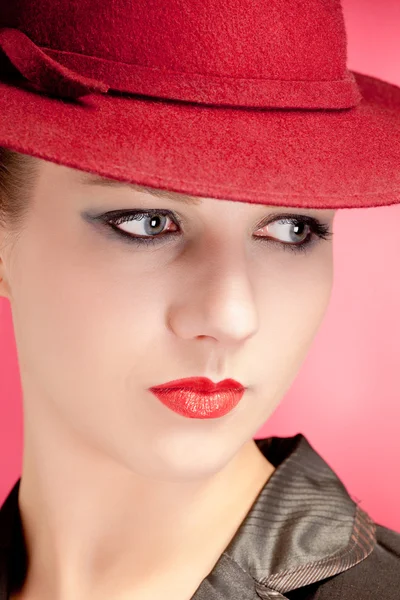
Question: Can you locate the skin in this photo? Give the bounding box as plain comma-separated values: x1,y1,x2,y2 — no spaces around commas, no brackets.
0,158,336,600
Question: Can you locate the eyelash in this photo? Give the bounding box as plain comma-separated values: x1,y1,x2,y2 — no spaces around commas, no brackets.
102,209,333,255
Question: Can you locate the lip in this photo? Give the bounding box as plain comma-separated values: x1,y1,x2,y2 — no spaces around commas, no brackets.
149,377,246,419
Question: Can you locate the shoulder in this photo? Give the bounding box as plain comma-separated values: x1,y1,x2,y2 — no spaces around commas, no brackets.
316,521,400,599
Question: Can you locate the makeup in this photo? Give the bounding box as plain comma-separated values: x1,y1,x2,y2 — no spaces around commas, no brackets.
149,376,246,419
85,208,333,255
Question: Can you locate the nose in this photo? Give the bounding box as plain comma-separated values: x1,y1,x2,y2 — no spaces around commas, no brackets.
167,250,259,346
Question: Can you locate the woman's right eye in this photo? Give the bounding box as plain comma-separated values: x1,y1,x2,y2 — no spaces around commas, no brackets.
105,210,180,245
108,210,179,239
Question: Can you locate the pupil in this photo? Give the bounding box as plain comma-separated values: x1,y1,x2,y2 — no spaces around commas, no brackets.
146,214,164,235
293,222,306,240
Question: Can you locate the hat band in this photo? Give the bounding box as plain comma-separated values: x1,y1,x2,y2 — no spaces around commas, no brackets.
0,27,362,109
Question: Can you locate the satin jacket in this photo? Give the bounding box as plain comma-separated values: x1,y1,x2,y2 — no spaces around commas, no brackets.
1,433,400,600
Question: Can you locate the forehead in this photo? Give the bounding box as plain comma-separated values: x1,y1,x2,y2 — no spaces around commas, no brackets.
75,171,202,205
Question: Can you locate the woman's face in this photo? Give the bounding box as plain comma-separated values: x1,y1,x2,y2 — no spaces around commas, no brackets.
0,158,336,480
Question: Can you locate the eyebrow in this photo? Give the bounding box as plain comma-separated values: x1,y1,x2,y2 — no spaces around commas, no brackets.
76,172,203,205
75,172,332,218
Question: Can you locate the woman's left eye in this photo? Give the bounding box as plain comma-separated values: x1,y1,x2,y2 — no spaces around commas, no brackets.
103,209,333,254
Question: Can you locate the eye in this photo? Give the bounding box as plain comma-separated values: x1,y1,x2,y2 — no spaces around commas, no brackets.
256,217,311,244
253,215,332,254
109,211,178,238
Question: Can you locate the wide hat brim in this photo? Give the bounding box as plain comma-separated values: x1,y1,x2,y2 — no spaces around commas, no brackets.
0,70,399,209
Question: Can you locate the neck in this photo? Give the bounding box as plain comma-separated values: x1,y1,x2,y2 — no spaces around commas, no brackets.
14,406,275,600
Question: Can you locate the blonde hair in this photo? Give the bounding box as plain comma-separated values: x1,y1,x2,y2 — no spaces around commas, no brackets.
0,147,39,238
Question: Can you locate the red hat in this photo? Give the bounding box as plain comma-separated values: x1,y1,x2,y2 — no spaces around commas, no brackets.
0,0,399,210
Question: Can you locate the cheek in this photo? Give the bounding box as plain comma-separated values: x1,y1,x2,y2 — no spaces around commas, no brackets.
9,225,168,437
203,253,334,453
254,253,333,389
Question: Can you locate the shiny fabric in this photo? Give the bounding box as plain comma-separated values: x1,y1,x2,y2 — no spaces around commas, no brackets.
1,433,399,600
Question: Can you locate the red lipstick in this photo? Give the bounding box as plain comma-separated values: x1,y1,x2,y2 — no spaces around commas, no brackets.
149,376,245,419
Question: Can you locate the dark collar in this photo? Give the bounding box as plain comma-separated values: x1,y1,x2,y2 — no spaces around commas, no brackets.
0,434,376,600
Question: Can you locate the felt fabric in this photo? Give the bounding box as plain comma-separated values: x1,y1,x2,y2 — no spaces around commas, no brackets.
0,0,353,82
0,28,109,99
0,0,365,107
0,0,399,209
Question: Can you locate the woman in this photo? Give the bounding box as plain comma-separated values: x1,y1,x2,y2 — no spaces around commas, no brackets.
0,1,399,599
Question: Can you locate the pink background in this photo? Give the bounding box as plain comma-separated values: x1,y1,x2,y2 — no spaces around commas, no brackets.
1,0,400,532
